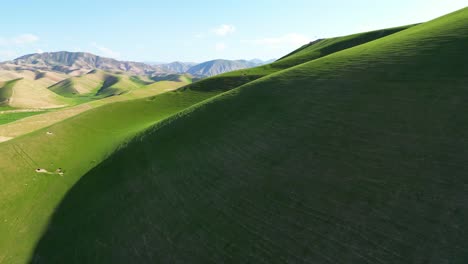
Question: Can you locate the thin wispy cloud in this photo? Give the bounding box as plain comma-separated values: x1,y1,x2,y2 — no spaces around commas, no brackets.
244,33,310,48
213,24,236,36
13,34,39,45
0,34,39,46
91,43,121,58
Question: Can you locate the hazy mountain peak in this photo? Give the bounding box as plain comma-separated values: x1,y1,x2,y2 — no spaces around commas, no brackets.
187,59,262,77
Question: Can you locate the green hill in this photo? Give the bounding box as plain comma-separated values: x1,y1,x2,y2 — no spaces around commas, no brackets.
150,73,193,83
275,24,417,68
25,7,468,264
0,25,399,261
0,7,467,264
49,70,150,99
0,71,74,109
0,89,220,263
0,78,192,143
186,24,414,93
0,79,20,105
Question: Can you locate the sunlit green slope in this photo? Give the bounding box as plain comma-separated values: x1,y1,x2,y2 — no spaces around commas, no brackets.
188,24,414,92
0,89,219,264
29,8,468,264
49,69,149,99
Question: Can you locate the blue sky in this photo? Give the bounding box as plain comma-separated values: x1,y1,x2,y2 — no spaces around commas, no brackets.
0,0,466,62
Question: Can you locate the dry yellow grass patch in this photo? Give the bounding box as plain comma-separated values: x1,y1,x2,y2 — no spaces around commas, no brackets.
9,79,67,109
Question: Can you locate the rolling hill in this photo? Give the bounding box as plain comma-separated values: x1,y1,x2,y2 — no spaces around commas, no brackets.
48,69,110,96
0,79,19,105
49,69,148,98
0,76,192,143
0,66,152,110
185,24,414,93
0,24,401,140
0,20,410,263
0,70,72,109
29,7,468,263
0,7,467,264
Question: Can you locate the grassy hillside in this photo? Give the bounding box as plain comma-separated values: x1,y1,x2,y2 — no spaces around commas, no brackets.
26,7,468,264
186,24,414,93
0,111,47,125
0,78,193,142
0,70,71,109
0,71,176,135
0,78,49,125
7,78,71,109
48,78,78,96
96,74,144,96
150,73,193,83
49,70,149,99
0,79,20,105
0,89,221,263
273,24,416,68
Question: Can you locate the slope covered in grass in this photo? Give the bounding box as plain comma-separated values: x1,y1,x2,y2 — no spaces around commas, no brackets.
49,70,149,99
0,111,47,125
8,78,70,109
274,24,415,68
150,73,193,83
90,72,150,97
0,87,222,263
0,78,192,143
0,71,70,108
28,8,468,264
0,79,20,105
48,70,109,96
187,24,413,93
48,78,79,96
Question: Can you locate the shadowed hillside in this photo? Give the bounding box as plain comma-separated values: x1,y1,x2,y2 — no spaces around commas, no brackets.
0,88,218,264
49,69,149,100
0,79,20,105
29,7,468,264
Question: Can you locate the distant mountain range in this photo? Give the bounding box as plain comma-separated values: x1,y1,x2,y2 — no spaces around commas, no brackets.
4,52,155,76
187,59,260,77
0,51,275,78
151,58,275,77
152,61,198,74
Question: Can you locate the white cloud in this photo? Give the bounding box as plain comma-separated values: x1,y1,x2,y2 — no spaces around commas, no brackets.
0,34,39,46
36,49,44,54
213,24,236,36
91,42,121,58
13,34,39,45
215,42,226,51
244,33,310,48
